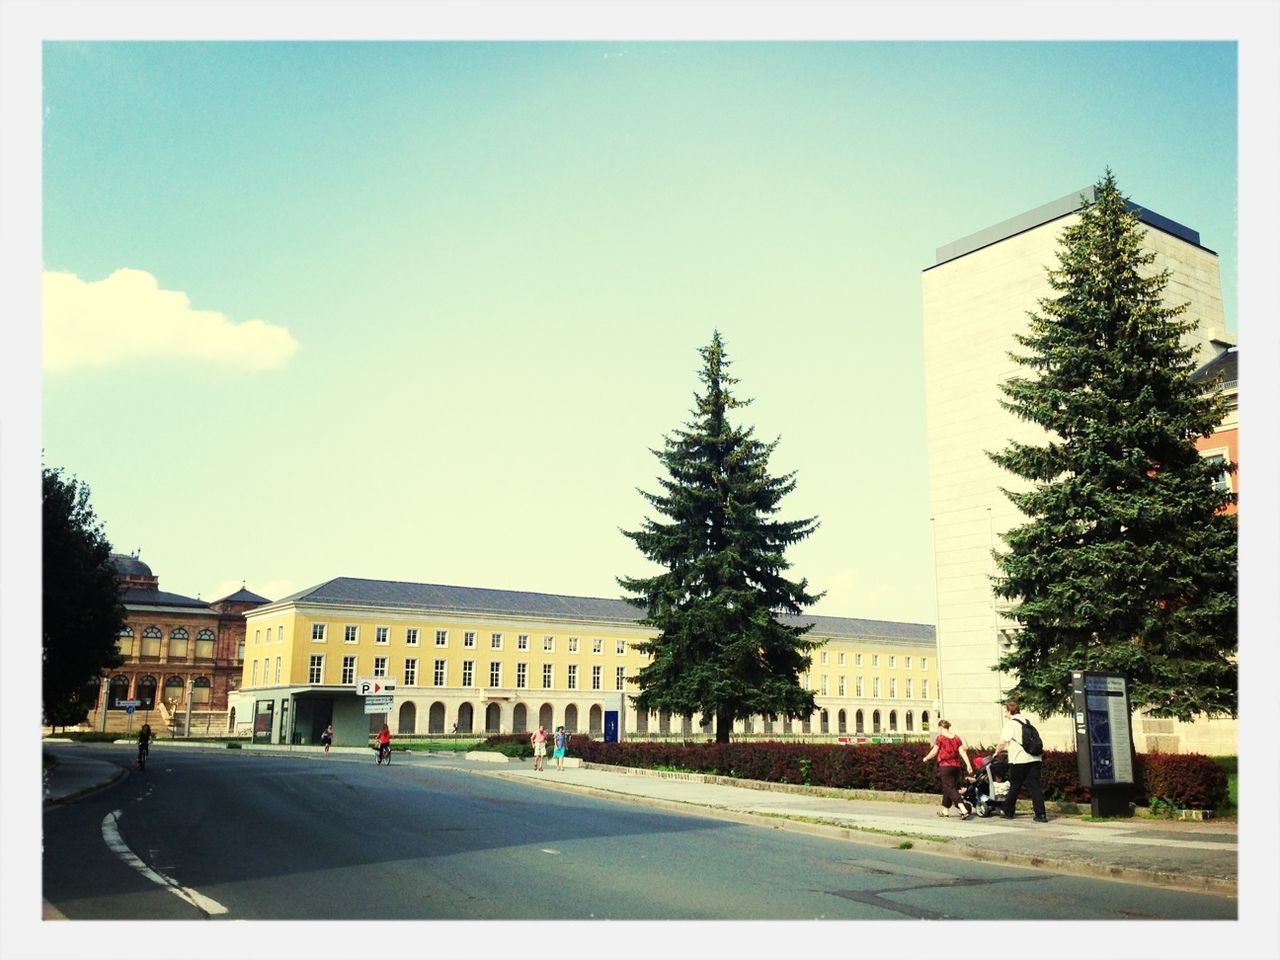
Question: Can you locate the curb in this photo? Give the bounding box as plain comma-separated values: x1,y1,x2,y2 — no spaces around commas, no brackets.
463,764,1237,899
42,763,130,807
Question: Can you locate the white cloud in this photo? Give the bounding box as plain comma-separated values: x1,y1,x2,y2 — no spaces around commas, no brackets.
43,268,299,374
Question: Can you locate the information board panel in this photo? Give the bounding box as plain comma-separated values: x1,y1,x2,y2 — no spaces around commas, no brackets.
1071,671,1135,787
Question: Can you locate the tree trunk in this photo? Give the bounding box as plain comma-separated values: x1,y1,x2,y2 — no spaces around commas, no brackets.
715,712,731,744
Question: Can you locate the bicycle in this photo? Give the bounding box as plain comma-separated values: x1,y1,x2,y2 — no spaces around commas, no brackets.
374,742,392,765
137,741,150,771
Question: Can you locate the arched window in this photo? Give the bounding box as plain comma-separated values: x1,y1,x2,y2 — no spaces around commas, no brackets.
195,629,216,659
116,627,135,659
108,675,130,709
141,627,162,658
855,709,865,734
399,701,417,735
658,710,670,735
820,709,829,734
921,710,930,732
457,702,474,734
168,628,189,660
837,709,847,734
889,710,898,732
136,675,158,709
428,701,446,734
191,676,212,704
634,710,649,735
485,702,501,733
164,675,186,704
906,710,914,732
564,703,578,733
539,703,554,731
512,702,527,733
872,709,881,734
589,704,603,735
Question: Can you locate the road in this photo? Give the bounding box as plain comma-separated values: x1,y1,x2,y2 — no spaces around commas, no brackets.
42,744,1236,921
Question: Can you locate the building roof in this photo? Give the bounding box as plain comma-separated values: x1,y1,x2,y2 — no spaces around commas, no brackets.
110,553,154,578
929,185,1209,269
122,586,214,610
1191,347,1238,388
272,576,935,643
213,586,272,605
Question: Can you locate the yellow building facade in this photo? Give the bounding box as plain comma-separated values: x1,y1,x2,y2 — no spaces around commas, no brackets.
231,577,939,747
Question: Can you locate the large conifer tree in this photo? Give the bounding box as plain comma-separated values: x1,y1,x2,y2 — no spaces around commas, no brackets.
989,171,1237,721
619,332,821,743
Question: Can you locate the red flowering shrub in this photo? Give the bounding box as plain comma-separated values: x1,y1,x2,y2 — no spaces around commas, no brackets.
1138,752,1228,811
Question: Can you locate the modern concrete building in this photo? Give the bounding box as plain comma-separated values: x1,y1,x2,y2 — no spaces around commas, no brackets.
921,187,1237,753
231,576,939,748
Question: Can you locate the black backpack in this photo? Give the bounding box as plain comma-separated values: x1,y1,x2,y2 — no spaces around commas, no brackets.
1016,717,1044,756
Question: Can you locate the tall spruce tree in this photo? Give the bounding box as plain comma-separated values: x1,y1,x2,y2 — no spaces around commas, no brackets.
989,171,1237,721
619,331,822,743
43,464,125,726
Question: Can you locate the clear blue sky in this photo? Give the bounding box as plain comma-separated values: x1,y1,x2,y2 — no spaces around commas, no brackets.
35,39,1240,622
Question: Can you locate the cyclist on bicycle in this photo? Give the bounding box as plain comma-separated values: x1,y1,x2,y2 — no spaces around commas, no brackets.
376,723,392,763
137,723,153,768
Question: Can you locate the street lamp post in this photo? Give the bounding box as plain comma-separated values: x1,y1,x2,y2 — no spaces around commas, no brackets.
99,677,110,733
185,679,193,738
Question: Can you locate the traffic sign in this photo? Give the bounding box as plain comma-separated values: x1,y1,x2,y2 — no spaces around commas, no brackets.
363,695,394,714
118,699,141,708
126,705,136,715
356,678,397,696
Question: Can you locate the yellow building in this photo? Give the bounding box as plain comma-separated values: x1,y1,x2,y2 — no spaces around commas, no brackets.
231,577,939,747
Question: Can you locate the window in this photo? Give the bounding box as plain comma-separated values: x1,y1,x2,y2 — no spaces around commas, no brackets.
616,666,625,691
567,664,578,690
543,664,553,688
491,632,503,650
890,677,897,698
435,629,448,647
463,631,476,648
873,677,881,697
406,628,419,646
1203,451,1232,493
116,627,134,658
516,663,528,688
275,657,282,684
489,662,502,687
922,679,929,699
142,626,163,658
905,678,913,698
375,626,390,645
311,623,327,642
237,639,244,662
921,657,928,671
838,652,845,666
254,629,261,646
344,625,358,644
592,638,603,654
517,634,529,651
905,656,912,669
820,651,828,665
568,637,579,653
820,675,828,696
462,661,474,687
543,635,555,652
855,675,863,697
168,628,188,659
889,655,896,668
404,658,418,686
616,639,626,655
277,625,284,644
434,660,446,686
855,653,862,666
373,656,388,678
592,665,602,690
342,656,357,685
266,627,272,644
838,676,845,696
308,655,324,684
195,629,215,659
872,654,879,667
251,661,258,685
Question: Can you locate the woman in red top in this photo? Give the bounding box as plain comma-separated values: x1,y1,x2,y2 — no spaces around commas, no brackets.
376,723,392,763
921,719,974,818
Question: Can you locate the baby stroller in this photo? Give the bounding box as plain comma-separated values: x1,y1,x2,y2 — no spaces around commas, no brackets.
962,753,1010,818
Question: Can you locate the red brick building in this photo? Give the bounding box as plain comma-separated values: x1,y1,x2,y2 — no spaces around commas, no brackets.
1191,346,1238,515
88,554,269,733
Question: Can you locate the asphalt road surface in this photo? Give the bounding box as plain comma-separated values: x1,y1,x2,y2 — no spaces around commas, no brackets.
42,744,1236,921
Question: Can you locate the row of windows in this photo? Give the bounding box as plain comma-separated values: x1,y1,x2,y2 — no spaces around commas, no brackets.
120,626,217,640
305,624,635,655
816,651,928,670
813,675,930,699
118,625,217,660
295,655,632,691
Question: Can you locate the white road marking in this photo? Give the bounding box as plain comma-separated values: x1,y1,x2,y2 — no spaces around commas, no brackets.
540,848,561,855
101,810,228,915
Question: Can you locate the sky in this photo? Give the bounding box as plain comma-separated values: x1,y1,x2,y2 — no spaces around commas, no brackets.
5,4,1279,960
34,38,1243,625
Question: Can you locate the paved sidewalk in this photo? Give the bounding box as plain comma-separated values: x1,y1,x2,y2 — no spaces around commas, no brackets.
42,741,1236,898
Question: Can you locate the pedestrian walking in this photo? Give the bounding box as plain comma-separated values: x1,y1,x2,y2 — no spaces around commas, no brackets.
921,719,973,818
996,700,1048,822
530,724,548,771
552,725,568,771
320,723,334,755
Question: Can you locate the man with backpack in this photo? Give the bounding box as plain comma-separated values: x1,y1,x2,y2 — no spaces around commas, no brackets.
995,700,1048,822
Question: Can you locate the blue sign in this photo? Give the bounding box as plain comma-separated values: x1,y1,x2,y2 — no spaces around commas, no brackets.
126,705,136,715
603,710,619,743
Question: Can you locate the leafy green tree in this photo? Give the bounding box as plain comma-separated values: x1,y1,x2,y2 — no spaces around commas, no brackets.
619,331,822,743
989,171,1237,721
43,464,125,727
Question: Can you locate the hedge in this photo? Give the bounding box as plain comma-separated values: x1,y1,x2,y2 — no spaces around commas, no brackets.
569,739,1229,810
